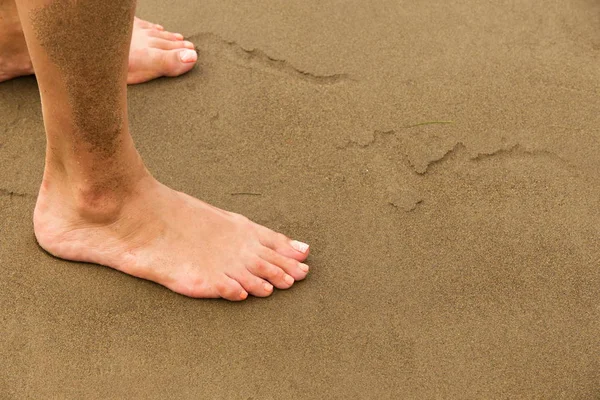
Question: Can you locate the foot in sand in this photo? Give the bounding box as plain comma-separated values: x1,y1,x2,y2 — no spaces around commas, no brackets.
126,17,197,84
0,16,197,84
33,170,310,301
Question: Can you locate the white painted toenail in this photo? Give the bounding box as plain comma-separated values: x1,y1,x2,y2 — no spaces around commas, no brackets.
284,275,294,285
299,263,309,273
179,49,197,63
291,240,309,253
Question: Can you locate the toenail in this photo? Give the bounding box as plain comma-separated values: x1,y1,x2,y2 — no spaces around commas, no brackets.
156,24,164,30
291,240,309,253
179,49,197,63
264,283,273,292
299,263,309,273
174,33,184,40
284,275,294,285
183,41,194,48
240,291,248,300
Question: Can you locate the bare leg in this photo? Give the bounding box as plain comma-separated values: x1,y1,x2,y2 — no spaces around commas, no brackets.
0,0,197,84
15,0,310,300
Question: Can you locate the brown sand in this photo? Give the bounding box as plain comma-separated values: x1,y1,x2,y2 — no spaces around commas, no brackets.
1,0,599,398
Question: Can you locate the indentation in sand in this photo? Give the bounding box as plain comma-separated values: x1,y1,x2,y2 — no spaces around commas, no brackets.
230,192,261,196
336,129,396,149
0,188,33,199
337,122,454,149
388,190,423,212
336,126,578,213
188,32,352,85
414,142,575,175
338,126,574,176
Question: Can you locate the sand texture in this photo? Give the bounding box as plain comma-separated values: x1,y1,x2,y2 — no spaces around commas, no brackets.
1,0,599,398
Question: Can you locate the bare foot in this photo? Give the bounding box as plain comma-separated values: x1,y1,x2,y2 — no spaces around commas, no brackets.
0,16,197,84
126,17,197,84
33,173,311,301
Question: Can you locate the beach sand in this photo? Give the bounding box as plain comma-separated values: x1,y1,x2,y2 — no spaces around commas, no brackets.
1,0,599,398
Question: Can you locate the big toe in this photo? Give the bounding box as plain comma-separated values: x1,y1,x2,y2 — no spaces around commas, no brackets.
256,224,310,262
134,17,163,31
161,48,198,77
128,47,197,84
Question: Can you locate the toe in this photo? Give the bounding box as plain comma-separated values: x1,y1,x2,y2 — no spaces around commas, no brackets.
134,17,160,30
156,48,197,77
260,247,309,281
215,275,248,301
248,258,295,290
226,270,273,298
256,225,310,262
127,48,197,84
134,17,149,28
148,29,185,41
150,38,194,51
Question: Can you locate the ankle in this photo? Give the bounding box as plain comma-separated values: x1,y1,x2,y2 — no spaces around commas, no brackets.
0,18,33,80
0,43,34,81
72,182,138,223
39,162,154,225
